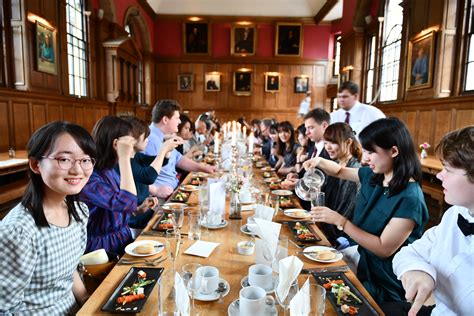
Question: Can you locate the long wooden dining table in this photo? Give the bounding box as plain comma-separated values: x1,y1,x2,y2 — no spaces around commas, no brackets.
78,163,384,315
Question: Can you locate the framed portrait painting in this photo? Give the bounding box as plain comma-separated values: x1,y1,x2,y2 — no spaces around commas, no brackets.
177,74,194,91
36,21,57,74
233,71,252,96
183,21,210,54
406,31,435,91
275,22,303,57
294,76,309,93
205,72,221,92
265,73,280,93
231,23,256,56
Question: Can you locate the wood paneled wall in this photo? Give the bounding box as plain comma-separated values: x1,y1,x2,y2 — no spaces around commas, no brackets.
0,89,110,152
154,59,329,126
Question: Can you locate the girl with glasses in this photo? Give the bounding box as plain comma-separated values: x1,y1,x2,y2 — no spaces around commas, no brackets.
0,121,96,313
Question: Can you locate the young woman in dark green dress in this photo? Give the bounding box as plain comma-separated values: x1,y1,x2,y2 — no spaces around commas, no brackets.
304,117,429,304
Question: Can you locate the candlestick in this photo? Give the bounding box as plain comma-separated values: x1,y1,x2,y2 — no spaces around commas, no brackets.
248,132,254,153
214,132,219,154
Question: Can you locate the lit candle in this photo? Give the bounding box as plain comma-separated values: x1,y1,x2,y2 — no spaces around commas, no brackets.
214,132,219,154
223,124,227,139
243,126,247,138
231,129,236,146
248,132,254,153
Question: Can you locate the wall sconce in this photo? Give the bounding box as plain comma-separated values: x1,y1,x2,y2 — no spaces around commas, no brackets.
189,17,201,21
97,8,104,20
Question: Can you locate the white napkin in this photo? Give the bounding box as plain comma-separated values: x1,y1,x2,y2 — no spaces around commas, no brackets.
175,272,190,316
254,218,281,265
208,178,226,216
239,187,252,204
184,240,220,258
254,204,275,221
290,277,310,316
277,256,304,302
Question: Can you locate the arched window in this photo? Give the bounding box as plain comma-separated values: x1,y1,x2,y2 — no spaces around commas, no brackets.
380,0,403,101
333,35,341,77
464,1,474,91
66,0,88,97
365,35,377,103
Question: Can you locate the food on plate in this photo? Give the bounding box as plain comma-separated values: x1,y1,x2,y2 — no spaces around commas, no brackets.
172,191,189,202
134,244,155,255
279,196,294,208
190,177,203,186
294,222,316,240
158,215,174,230
116,270,155,306
321,277,362,312
263,172,272,178
316,250,337,260
269,182,280,190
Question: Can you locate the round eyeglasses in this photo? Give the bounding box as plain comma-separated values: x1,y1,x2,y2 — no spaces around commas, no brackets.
41,156,96,170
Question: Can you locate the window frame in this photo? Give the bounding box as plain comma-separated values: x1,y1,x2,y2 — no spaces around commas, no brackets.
462,1,474,93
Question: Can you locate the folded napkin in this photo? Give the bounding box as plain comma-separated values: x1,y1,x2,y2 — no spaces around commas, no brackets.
254,204,275,221
175,272,190,316
277,256,304,303
290,277,310,316
254,218,281,266
239,187,253,204
208,178,226,216
184,240,220,258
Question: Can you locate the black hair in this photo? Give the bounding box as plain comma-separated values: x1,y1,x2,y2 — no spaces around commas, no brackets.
297,124,306,136
120,116,150,139
277,121,296,156
269,123,279,134
22,121,96,228
359,117,422,195
92,116,133,171
178,114,194,134
303,108,330,125
338,81,359,95
151,99,181,123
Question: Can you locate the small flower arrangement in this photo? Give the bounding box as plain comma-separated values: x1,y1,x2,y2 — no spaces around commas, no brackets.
419,142,431,150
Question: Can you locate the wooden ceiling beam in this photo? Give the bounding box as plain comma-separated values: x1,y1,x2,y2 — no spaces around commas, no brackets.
313,0,339,25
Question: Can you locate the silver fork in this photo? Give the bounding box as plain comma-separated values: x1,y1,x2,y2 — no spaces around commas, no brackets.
289,239,304,249
117,255,163,265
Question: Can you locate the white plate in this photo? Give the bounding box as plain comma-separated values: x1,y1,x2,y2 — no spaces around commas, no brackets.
162,202,188,211
271,189,293,196
240,275,277,294
240,224,257,236
201,219,229,230
194,278,230,302
228,299,278,316
192,172,210,178
260,166,275,172
124,240,164,257
303,246,343,263
283,208,311,219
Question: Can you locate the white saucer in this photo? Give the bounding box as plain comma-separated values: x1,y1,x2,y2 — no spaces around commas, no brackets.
271,189,293,196
240,224,257,236
228,298,278,316
201,219,229,229
240,275,277,294
194,278,230,302
303,245,344,263
124,240,164,257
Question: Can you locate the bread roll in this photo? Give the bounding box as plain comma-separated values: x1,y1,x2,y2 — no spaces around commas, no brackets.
134,244,155,254
317,250,336,260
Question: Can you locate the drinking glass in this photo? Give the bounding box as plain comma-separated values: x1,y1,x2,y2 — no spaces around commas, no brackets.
198,185,210,236
165,230,181,272
275,280,299,316
309,282,326,316
188,210,201,240
270,194,280,216
171,206,185,233
159,270,178,316
181,263,203,315
310,191,325,224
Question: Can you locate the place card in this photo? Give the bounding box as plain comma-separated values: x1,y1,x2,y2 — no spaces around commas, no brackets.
184,240,220,258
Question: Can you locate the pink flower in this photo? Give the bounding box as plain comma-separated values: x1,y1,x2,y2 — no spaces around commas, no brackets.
419,142,431,149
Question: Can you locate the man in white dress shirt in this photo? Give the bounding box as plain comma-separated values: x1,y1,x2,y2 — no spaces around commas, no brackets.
389,126,474,316
331,81,385,137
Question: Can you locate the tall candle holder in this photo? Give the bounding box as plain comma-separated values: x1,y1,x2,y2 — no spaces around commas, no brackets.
229,144,242,219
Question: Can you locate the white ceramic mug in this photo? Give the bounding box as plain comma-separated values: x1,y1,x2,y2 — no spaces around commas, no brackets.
207,212,223,226
248,264,273,291
239,286,275,315
196,266,219,295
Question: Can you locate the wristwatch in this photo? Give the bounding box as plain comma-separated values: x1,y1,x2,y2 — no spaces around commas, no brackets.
337,218,347,231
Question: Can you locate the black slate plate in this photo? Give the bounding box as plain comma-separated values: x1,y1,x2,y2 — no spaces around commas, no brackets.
151,213,173,232
311,271,380,316
101,267,164,313
169,190,190,203
287,221,322,243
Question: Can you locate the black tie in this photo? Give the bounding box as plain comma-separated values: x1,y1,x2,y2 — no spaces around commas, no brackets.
457,213,474,236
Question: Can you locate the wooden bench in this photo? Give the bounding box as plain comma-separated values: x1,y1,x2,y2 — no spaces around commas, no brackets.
0,178,28,218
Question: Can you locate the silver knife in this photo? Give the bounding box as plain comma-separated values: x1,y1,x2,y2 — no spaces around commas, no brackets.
300,265,350,274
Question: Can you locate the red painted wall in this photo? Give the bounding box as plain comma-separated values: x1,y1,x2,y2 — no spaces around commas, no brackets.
331,0,357,35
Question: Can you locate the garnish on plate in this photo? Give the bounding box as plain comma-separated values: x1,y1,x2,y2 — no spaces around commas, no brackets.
322,277,362,313
294,221,316,240
116,270,155,306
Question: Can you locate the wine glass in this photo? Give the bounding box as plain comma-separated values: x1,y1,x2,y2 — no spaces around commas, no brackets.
275,279,299,316
309,282,326,316
198,185,210,236
171,206,185,233
165,230,181,272
181,263,203,315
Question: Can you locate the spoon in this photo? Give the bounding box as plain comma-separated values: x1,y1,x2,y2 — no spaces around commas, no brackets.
216,282,226,303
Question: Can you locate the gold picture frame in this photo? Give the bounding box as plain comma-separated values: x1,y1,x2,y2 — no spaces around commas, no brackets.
36,21,57,74
406,31,435,91
275,22,303,57
183,21,210,55
233,71,252,96
264,73,281,93
231,23,257,56
205,72,221,92
177,73,194,91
